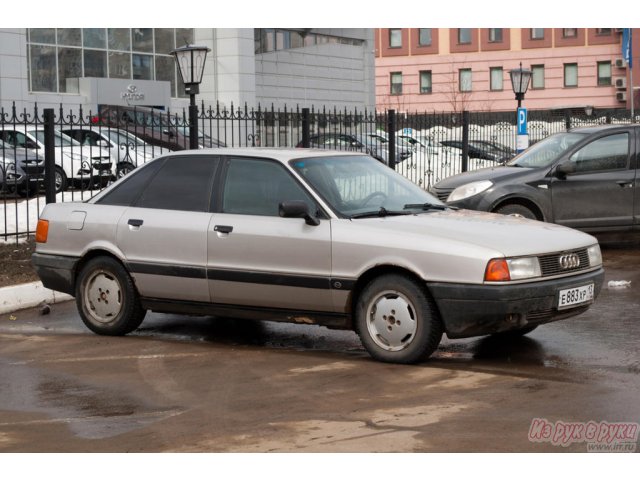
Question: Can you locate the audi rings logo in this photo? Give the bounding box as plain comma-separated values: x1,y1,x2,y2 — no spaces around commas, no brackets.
559,253,581,270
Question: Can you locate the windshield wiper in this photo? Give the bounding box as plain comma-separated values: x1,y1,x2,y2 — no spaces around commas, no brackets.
403,202,448,211
350,207,412,219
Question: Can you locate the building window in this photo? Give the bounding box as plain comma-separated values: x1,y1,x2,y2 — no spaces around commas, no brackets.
531,64,545,89
596,28,612,36
458,29,472,45
254,29,365,54
418,29,432,46
490,67,503,91
531,29,545,40
563,28,578,38
27,28,194,97
459,68,472,92
390,72,403,94
598,61,612,86
488,28,503,43
419,70,432,93
564,63,578,87
389,29,402,48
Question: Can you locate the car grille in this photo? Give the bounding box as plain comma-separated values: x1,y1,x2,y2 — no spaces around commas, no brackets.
538,248,590,277
92,160,112,170
431,186,454,202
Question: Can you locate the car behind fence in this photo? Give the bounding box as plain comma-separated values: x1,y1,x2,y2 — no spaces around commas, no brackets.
1,102,635,242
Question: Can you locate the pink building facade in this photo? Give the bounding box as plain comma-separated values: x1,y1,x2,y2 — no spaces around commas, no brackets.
375,28,640,113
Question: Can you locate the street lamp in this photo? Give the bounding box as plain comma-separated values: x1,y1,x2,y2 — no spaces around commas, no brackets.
509,62,532,109
170,44,211,150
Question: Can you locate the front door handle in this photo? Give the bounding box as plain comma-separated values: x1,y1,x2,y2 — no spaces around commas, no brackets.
128,219,144,227
214,225,233,234
616,181,634,188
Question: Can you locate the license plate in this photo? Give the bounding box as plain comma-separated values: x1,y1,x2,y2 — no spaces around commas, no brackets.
557,283,594,310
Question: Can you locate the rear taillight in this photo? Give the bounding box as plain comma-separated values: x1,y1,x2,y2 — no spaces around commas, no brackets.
35,219,49,243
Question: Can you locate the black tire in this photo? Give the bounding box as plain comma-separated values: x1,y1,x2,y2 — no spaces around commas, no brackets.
116,162,136,179
75,256,146,336
492,325,538,338
355,274,443,364
54,166,67,193
494,203,537,220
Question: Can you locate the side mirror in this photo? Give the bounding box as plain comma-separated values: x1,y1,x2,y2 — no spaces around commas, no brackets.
279,200,320,226
96,139,111,148
555,160,576,178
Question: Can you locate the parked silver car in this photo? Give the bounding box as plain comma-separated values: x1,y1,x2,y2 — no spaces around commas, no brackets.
32,149,605,364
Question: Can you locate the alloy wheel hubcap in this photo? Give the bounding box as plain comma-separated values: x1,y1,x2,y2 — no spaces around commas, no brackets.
84,270,122,323
366,290,417,351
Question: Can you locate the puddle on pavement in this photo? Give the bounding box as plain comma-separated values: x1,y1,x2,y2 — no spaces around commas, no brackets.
0,359,178,439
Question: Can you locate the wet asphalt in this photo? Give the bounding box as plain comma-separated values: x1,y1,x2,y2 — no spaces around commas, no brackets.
0,242,638,452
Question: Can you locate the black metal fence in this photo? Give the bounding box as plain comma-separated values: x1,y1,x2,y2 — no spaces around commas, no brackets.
1,102,634,242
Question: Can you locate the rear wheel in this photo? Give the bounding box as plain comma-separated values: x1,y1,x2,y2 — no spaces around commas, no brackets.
76,256,146,336
54,166,67,193
355,274,443,364
494,203,537,220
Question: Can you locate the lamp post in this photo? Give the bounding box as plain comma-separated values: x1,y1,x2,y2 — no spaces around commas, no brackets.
170,44,211,150
509,62,532,109
510,62,532,153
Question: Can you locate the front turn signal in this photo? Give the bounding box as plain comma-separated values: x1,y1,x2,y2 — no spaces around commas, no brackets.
485,258,510,282
35,219,49,243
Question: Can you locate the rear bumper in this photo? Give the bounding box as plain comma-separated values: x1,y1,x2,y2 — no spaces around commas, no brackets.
428,268,605,338
31,252,79,296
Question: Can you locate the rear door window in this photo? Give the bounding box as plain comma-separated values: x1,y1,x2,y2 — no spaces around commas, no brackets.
136,155,218,212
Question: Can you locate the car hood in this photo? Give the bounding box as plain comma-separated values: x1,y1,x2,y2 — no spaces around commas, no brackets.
340,209,596,258
434,165,535,189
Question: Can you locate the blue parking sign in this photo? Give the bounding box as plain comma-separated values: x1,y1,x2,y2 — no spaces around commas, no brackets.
517,108,527,135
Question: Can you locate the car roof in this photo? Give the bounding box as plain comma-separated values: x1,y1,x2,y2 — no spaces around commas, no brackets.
157,147,367,163
569,124,640,134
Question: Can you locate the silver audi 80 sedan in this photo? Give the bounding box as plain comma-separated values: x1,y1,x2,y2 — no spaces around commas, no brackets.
32,148,605,364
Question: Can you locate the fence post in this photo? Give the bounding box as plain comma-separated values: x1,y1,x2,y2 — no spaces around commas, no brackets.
301,108,310,148
564,111,572,131
43,108,56,204
461,110,469,172
387,109,396,169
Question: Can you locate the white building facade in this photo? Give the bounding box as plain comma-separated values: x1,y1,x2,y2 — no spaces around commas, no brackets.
0,28,375,115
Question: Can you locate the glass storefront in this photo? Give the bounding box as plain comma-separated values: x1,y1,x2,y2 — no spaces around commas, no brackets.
27,28,194,97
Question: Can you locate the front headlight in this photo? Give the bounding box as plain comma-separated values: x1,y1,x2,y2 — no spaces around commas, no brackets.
448,180,493,202
485,256,541,282
587,244,602,267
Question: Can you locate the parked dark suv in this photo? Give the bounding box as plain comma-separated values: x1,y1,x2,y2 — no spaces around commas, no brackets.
0,139,44,197
432,125,639,233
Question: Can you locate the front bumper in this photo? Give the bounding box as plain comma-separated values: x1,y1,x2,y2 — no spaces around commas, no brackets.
428,268,605,338
31,252,79,296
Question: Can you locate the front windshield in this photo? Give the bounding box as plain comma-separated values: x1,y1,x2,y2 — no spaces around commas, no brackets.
290,155,444,218
105,130,146,146
507,132,587,168
32,129,80,147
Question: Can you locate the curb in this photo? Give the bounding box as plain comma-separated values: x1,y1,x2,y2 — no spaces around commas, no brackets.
0,281,73,315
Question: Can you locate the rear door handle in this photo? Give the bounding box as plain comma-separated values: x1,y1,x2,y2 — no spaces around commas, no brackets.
616,181,634,188
214,225,233,234
128,219,144,227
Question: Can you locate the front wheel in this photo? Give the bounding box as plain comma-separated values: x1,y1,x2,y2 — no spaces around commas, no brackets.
355,274,443,364
75,256,146,336
116,162,136,179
